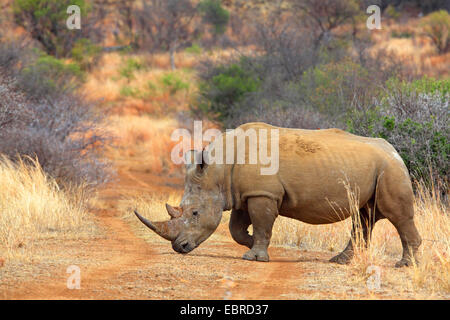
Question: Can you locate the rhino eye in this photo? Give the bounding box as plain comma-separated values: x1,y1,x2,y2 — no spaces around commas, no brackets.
192,211,198,216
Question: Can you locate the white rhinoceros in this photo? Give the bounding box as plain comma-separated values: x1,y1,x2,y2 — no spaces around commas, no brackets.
135,122,422,267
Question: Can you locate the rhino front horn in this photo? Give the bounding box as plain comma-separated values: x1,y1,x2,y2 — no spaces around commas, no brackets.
134,210,180,241
165,203,182,219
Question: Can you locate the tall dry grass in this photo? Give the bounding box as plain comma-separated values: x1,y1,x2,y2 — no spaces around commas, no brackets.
106,115,181,174
0,156,94,262
408,180,449,293
271,178,449,295
106,114,217,175
370,19,450,78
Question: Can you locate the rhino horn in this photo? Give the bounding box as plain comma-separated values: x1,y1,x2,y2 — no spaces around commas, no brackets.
165,203,183,219
134,210,180,241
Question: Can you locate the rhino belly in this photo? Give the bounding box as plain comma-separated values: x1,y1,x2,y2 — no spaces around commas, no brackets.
279,199,354,225
277,156,378,224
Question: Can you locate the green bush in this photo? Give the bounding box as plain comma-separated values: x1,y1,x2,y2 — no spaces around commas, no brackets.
385,4,400,20
195,62,260,121
391,30,413,38
185,43,203,55
420,10,450,54
198,0,230,35
119,85,141,98
391,76,450,97
18,52,84,100
13,0,90,57
71,39,102,71
300,60,382,118
118,58,145,82
395,118,448,179
161,73,189,95
347,77,449,183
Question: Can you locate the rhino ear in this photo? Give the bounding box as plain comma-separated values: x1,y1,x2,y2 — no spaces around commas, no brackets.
184,149,207,175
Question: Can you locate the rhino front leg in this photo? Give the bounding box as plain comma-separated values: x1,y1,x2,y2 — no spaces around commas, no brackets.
242,197,278,262
229,209,253,248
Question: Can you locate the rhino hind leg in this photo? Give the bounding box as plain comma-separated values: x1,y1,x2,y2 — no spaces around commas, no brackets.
375,169,422,267
392,219,422,267
242,197,278,262
330,207,382,265
229,209,253,249
388,216,421,267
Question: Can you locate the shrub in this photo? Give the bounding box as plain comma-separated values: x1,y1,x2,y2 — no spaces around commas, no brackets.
0,74,112,189
0,75,28,129
385,4,400,20
195,61,260,122
391,30,413,38
0,39,85,102
185,43,203,55
193,25,397,128
13,0,91,57
399,76,450,96
198,0,230,35
300,60,379,118
0,39,26,70
347,77,449,184
118,57,145,82
70,38,102,71
223,103,335,130
193,57,335,129
161,73,190,95
420,10,450,54
18,52,84,101
119,85,141,98
297,56,401,124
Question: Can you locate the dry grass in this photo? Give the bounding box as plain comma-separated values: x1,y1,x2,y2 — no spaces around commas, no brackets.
149,51,198,70
119,193,182,221
0,156,96,262
106,115,182,174
118,192,182,244
105,112,217,175
82,52,197,115
81,48,258,116
370,18,450,78
408,181,449,293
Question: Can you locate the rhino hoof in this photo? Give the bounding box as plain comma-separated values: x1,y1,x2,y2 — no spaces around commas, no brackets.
394,259,413,268
243,249,269,262
329,252,352,265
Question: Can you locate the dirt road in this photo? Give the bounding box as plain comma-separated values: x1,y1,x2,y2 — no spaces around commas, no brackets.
0,167,435,300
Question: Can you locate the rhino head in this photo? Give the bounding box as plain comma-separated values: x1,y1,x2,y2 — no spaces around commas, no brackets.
134,150,228,254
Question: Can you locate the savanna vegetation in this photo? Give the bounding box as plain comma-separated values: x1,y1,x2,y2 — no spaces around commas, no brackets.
0,0,448,299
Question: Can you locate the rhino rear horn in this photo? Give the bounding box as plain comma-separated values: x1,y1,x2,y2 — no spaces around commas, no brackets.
134,210,181,241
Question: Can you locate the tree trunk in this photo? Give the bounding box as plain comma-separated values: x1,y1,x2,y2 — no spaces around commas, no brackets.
169,40,177,70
